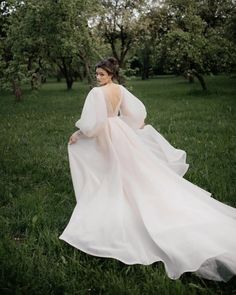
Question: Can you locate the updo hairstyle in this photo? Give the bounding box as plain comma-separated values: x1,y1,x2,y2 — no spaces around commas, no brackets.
95,57,119,81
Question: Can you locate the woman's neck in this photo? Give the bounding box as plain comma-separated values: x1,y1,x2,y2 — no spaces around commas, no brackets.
102,81,114,87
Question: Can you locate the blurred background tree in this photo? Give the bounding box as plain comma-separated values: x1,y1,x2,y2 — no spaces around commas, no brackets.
0,0,235,98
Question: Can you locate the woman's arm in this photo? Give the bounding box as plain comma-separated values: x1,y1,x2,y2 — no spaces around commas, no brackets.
119,85,147,130
75,87,107,137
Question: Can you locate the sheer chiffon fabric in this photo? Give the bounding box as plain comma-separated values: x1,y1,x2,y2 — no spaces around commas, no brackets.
59,85,236,282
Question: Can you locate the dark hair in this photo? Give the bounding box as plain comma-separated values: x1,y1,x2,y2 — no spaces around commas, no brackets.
95,57,119,81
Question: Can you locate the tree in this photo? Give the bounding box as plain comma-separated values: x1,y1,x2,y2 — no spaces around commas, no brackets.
134,5,174,79
155,0,236,90
0,0,101,94
96,0,147,69
0,1,28,100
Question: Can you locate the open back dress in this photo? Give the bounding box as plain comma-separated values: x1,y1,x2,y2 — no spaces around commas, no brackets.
59,84,236,282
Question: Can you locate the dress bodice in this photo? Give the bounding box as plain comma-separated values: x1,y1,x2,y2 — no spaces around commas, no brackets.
99,85,122,118
104,95,122,117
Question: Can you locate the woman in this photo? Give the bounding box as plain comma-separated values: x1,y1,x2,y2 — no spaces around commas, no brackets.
59,57,236,282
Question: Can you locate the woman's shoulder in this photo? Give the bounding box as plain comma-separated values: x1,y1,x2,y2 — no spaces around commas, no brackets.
90,86,98,92
86,86,99,96
92,84,125,93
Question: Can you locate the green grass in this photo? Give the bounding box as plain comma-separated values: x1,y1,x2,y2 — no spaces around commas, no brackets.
0,75,235,294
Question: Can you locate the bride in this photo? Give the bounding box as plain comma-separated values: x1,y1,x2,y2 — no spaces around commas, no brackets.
59,57,236,282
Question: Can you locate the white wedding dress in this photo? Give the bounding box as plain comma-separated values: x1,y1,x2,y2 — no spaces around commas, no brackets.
59,84,236,282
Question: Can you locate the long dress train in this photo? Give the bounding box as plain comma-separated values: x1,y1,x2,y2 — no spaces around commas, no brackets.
59,85,236,282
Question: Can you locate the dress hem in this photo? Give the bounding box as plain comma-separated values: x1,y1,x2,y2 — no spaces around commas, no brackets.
58,234,235,282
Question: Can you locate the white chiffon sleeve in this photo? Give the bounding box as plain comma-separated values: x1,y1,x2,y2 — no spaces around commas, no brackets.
119,85,147,130
75,88,107,137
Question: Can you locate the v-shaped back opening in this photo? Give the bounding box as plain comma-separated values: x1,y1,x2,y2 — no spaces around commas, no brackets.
100,84,122,116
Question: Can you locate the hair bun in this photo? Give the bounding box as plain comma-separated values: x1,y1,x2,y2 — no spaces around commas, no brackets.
95,57,120,81
107,57,118,66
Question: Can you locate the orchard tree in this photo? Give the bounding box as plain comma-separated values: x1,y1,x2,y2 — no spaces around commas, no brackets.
0,0,101,95
156,0,236,90
197,0,236,73
134,5,175,79
0,1,26,100
197,0,235,35
96,0,148,69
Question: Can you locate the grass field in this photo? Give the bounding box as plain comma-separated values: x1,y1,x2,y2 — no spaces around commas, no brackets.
0,75,235,294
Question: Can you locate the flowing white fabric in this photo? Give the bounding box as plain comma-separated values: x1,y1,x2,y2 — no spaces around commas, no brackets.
59,85,236,282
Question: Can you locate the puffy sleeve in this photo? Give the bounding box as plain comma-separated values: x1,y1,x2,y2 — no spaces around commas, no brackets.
119,85,147,130
75,87,107,137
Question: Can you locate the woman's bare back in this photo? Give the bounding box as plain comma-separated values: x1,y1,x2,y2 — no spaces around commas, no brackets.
101,83,122,116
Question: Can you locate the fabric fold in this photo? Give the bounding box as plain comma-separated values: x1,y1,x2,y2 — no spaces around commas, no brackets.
60,85,236,282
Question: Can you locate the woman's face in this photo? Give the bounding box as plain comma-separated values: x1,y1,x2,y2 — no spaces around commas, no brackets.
96,67,112,86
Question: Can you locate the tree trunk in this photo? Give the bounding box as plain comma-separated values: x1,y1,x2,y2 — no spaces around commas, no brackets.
186,70,195,83
59,58,74,90
66,76,73,90
84,60,93,88
141,63,149,80
192,69,207,91
12,80,22,102
141,44,150,80
188,75,195,83
57,70,62,82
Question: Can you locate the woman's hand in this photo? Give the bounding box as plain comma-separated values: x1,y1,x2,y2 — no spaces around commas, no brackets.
68,130,81,145
140,122,145,129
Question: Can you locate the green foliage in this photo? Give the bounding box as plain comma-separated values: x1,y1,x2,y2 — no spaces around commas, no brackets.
131,0,236,88
0,0,101,91
96,0,148,68
0,76,236,294
147,0,236,90
1,0,236,93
